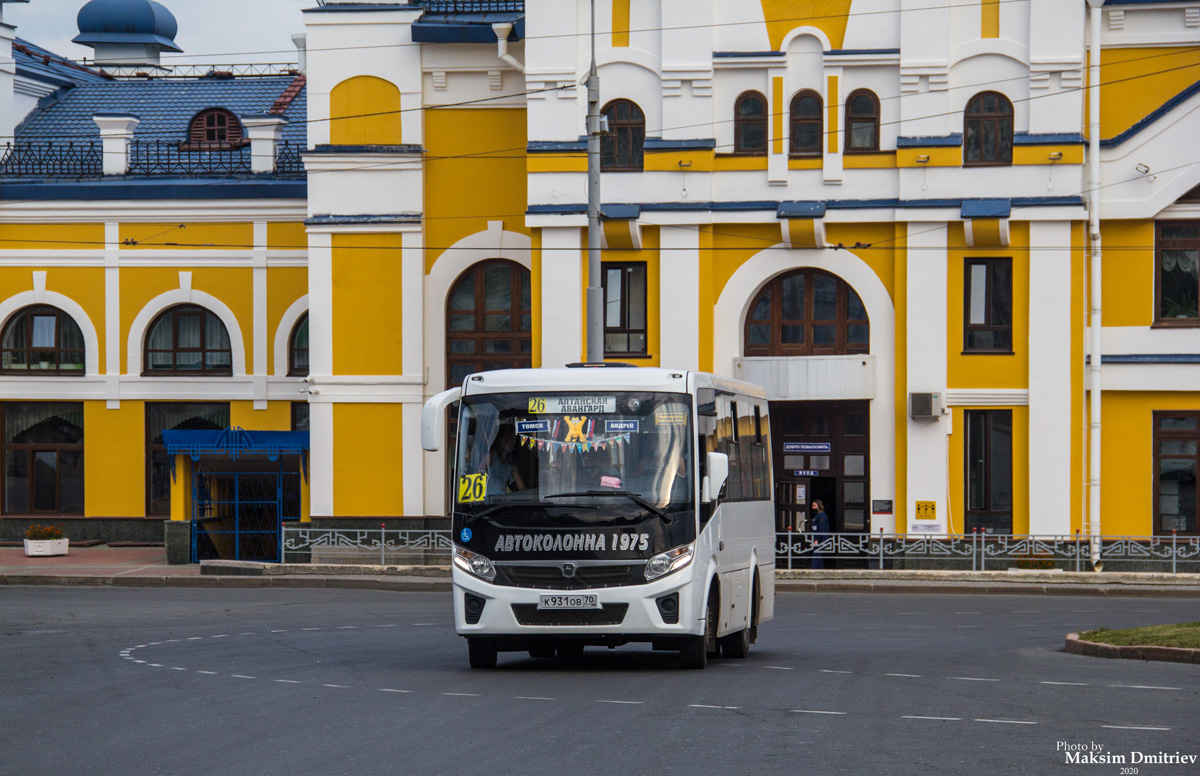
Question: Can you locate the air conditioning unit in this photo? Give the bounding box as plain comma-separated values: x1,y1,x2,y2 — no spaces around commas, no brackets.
909,392,942,420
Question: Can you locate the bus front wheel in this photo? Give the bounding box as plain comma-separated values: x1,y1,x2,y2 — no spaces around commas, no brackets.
468,637,498,669
680,594,717,669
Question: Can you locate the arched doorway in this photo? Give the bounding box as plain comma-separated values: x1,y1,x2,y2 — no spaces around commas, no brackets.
445,259,532,386
743,268,872,549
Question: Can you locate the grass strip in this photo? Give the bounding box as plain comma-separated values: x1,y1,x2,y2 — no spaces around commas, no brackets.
1078,622,1200,649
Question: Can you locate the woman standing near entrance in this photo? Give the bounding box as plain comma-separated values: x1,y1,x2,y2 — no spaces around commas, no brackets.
810,499,831,569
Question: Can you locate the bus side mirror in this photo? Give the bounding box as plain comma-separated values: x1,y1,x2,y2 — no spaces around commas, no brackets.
421,387,462,451
703,452,729,503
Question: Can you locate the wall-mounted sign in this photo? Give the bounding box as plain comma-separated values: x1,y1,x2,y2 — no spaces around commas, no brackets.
792,470,820,477
872,500,893,514
783,442,832,453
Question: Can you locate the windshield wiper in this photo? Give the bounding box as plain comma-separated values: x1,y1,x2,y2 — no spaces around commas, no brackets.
456,501,599,524
545,490,668,520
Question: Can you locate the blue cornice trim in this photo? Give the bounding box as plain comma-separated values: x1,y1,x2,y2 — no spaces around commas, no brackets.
827,48,900,55
309,144,423,154
0,179,307,201
713,51,784,58
643,138,717,150
1013,132,1086,145
1093,354,1200,364
897,134,963,148
528,196,1085,216
602,204,640,220
1100,79,1200,148
306,214,421,225
304,3,412,12
411,14,524,43
13,66,75,90
778,201,827,218
527,139,587,152
962,198,1012,219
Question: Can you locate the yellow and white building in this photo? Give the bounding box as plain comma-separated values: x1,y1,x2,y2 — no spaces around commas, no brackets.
2,0,1199,558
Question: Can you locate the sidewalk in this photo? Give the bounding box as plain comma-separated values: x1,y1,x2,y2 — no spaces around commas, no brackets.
2,546,1199,596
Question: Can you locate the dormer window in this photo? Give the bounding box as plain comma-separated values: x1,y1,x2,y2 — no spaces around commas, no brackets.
184,109,246,151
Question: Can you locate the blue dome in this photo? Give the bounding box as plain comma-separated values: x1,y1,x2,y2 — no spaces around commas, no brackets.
73,0,181,53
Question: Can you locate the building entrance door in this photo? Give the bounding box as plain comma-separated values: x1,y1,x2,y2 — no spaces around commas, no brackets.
769,400,871,535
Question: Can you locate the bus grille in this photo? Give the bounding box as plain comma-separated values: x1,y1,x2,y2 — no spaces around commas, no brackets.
511,603,629,626
493,564,646,590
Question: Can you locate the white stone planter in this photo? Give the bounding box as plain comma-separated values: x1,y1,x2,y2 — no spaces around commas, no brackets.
24,538,69,557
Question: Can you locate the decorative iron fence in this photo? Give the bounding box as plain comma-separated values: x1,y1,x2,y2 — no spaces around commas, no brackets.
275,141,305,175
279,525,1200,573
0,141,102,177
418,1,523,11
128,140,252,175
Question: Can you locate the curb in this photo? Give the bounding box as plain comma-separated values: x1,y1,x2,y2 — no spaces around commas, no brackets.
1065,632,1200,664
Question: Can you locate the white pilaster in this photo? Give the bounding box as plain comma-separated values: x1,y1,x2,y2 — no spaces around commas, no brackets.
906,222,949,533
92,114,140,175
540,226,583,368
1028,221,1073,535
104,222,121,408
307,230,333,516
659,226,700,371
252,222,268,409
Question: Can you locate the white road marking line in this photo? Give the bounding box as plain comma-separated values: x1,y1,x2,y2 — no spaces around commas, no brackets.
195,671,217,675
231,675,256,679
886,673,922,678
1041,681,1089,686
689,704,741,710
954,612,982,615
1102,725,1172,731
443,692,481,697
165,639,180,643
515,696,556,701
238,632,254,636
271,630,287,633
975,719,1036,725
1011,610,1038,614
379,689,413,694
597,700,644,705
956,625,983,629
132,660,146,664
819,670,853,674
413,623,439,627
211,635,228,639
148,664,163,668
903,716,961,721
136,645,147,648
1109,685,1180,691
375,624,398,628
301,628,320,631
323,684,350,689
908,625,932,629
187,637,203,641
951,677,1000,682
766,666,794,670
899,612,922,615
790,710,847,715
337,626,358,630
170,667,187,671
274,680,302,684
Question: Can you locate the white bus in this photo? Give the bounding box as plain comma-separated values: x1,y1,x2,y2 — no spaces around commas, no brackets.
422,365,775,669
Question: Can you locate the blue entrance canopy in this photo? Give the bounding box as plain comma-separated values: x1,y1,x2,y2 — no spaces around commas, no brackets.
163,427,309,462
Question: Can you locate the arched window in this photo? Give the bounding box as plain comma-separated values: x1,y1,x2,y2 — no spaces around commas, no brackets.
790,90,823,156
964,91,1014,166
601,99,645,171
744,269,869,357
845,90,880,153
1,305,85,375
734,91,768,154
186,109,245,150
288,313,309,377
143,305,232,375
446,260,532,387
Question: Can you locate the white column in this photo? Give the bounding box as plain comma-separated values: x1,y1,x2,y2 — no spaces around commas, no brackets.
252,222,268,409
0,20,16,145
104,222,121,408
401,230,425,517
1028,221,1073,535
659,225,700,371
540,226,583,368
307,231,334,517
93,114,140,175
906,222,949,533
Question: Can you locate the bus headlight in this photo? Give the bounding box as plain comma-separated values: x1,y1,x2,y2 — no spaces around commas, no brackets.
644,543,694,581
453,546,496,582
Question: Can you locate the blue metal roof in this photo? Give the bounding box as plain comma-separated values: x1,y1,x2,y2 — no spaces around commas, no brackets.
163,427,309,460
74,0,181,52
16,76,307,147
13,39,110,88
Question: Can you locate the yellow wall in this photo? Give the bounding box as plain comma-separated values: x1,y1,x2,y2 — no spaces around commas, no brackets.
948,406,1029,535
1099,392,1200,536
268,222,308,250
84,401,145,517
612,0,630,47
119,267,254,374
425,108,530,274
601,226,660,366
331,233,404,376
330,75,403,146
760,0,853,50
946,222,1029,389
1099,220,1154,328
231,400,292,431
120,222,253,250
0,223,104,250
268,268,309,375
333,402,404,516
1098,47,1200,141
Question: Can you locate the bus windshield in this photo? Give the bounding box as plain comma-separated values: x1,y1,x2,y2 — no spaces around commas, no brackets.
454,391,694,527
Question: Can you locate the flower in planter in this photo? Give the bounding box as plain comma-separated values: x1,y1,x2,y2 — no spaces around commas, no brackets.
25,524,65,541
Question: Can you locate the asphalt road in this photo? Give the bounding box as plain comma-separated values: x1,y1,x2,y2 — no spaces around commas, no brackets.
2,588,1197,776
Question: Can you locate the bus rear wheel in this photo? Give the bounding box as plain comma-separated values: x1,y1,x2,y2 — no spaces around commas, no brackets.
468,637,498,669
719,625,750,658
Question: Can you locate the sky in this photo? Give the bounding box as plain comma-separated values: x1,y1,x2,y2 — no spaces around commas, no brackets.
6,0,311,65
